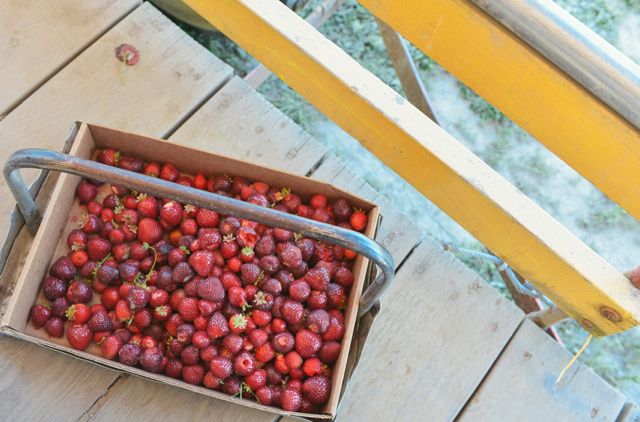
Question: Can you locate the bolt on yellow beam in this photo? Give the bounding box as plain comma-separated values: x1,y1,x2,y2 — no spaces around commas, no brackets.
183,0,640,336
358,0,640,225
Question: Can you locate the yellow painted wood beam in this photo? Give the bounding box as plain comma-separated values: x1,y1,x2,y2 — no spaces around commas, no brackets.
358,0,640,224
183,0,640,335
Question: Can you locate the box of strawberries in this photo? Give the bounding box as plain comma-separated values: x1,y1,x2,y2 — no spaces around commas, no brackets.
1,122,389,419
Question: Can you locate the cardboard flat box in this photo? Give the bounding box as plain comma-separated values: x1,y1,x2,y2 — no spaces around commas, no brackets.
1,122,380,419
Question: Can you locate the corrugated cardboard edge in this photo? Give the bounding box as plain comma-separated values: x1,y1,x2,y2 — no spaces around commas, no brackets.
1,122,383,419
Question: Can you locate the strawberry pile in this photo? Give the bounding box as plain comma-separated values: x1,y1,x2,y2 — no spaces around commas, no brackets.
29,148,369,413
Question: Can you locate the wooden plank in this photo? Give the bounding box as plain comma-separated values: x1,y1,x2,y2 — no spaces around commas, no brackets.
358,0,640,234
0,4,234,421
0,2,233,272
309,154,423,268
183,0,639,335
459,319,627,421
81,375,273,422
330,239,522,421
0,0,140,116
170,76,326,175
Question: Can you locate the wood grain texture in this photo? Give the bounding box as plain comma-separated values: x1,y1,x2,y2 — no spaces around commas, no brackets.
183,0,639,335
459,319,628,422
170,76,326,175
0,2,233,272
332,239,522,421
0,0,140,116
81,375,274,422
0,4,234,421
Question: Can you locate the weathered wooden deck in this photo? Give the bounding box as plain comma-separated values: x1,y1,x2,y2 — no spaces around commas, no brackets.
0,2,634,421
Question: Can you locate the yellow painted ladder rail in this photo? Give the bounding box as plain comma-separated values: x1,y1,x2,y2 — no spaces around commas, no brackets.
183,0,640,336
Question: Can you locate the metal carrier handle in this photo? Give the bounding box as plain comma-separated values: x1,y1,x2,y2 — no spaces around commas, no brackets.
4,149,394,317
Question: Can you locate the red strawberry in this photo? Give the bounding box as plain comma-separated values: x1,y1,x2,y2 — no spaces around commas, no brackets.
285,351,303,370
160,201,183,227
137,195,159,218
302,376,330,405
295,329,322,358
119,343,142,365
206,312,229,339
307,290,328,310
256,386,273,405
44,317,64,338
255,235,276,257
229,313,248,334
30,304,52,327
310,194,327,209
137,218,163,245
305,267,330,291
302,357,323,377
228,286,247,307
76,180,98,203
196,208,219,228
281,389,302,412
96,264,118,285
289,279,311,303
334,266,354,287
67,229,88,250
140,347,164,373
327,283,346,308
246,369,267,392
306,309,330,334
66,324,92,350
101,335,123,359
280,244,302,268
254,342,275,363
189,250,214,277
240,263,261,284
42,277,67,301
143,162,161,177
236,226,258,248
80,214,102,234
349,209,367,231
165,359,183,378
97,148,120,167
322,314,345,341
178,297,200,322
233,351,255,376
272,332,295,353
209,356,233,379
126,285,150,310
49,256,76,281
160,163,179,182
196,277,225,302
87,238,111,261
319,341,341,364
172,262,195,284
282,299,304,326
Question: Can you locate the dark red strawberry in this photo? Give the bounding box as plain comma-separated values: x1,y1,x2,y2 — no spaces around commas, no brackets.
66,324,92,350
67,229,88,251
42,277,67,301
80,214,102,234
196,208,219,228
49,256,76,281
97,148,120,167
322,313,345,341
66,281,93,304
206,312,229,339
143,162,161,177
334,266,354,287
172,262,195,284
332,198,352,221
44,317,64,338
160,163,179,182
282,299,304,326
30,304,52,327
140,347,164,373
87,238,111,261
160,201,183,227
259,255,281,275
281,389,302,412
89,311,114,332
119,343,142,365
126,285,150,310
165,359,183,379
319,341,341,364
272,332,295,353
240,263,261,285
51,297,70,318
280,244,302,268
137,218,162,245
307,290,328,310
256,386,273,405
233,351,255,376
182,364,205,385
209,356,233,379
189,250,214,277
76,180,98,203
327,283,346,308
306,309,330,334
101,335,123,359
196,277,224,302
118,156,143,173
305,267,330,291
302,376,330,405
295,329,322,358
96,264,119,285
289,279,311,303
255,235,276,257
178,297,200,322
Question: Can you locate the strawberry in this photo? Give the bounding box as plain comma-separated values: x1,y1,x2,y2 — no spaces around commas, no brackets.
332,198,352,221
30,304,52,327
289,279,311,303
189,250,214,277
322,314,345,341
255,342,275,363
196,277,225,302
295,329,322,358
101,335,123,359
305,267,330,291
140,347,163,373
327,283,346,308
126,285,150,310
42,277,67,301
89,311,114,332
67,281,93,304
228,286,247,307
160,163,179,182
281,389,302,412
87,238,111,261
280,244,302,269
97,148,120,167
256,386,273,406
96,264,118,285
251,309,272,327
273,332,295,353
44,317,64,338
236,226,258,248
165,359,183,378
206,312,229,339
76,180,98,203
137,218,162,245
302,376,330,405
67,229,88,250
119,343,142,366
285,351,303,370
80,214,102,234
334,266,354,287
310,194,327,210
282,299,304,325
193,173,207,189
137,195,159,218
233,351,255,376
160,201,183,227
229,313,248,334
143,162,161,177
245,369,267,391
118,156,143,172
240,263,261,285
196,208,219,228
172,262,195,284
209,356,233,379
306,309,330,334
349,209,367,231
49,256,76,281
66,324,92,350
307,290,328,310
255,235,276,257
319,341,341,364
302,357,323,377
87,201,103,216
178,297,200,322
